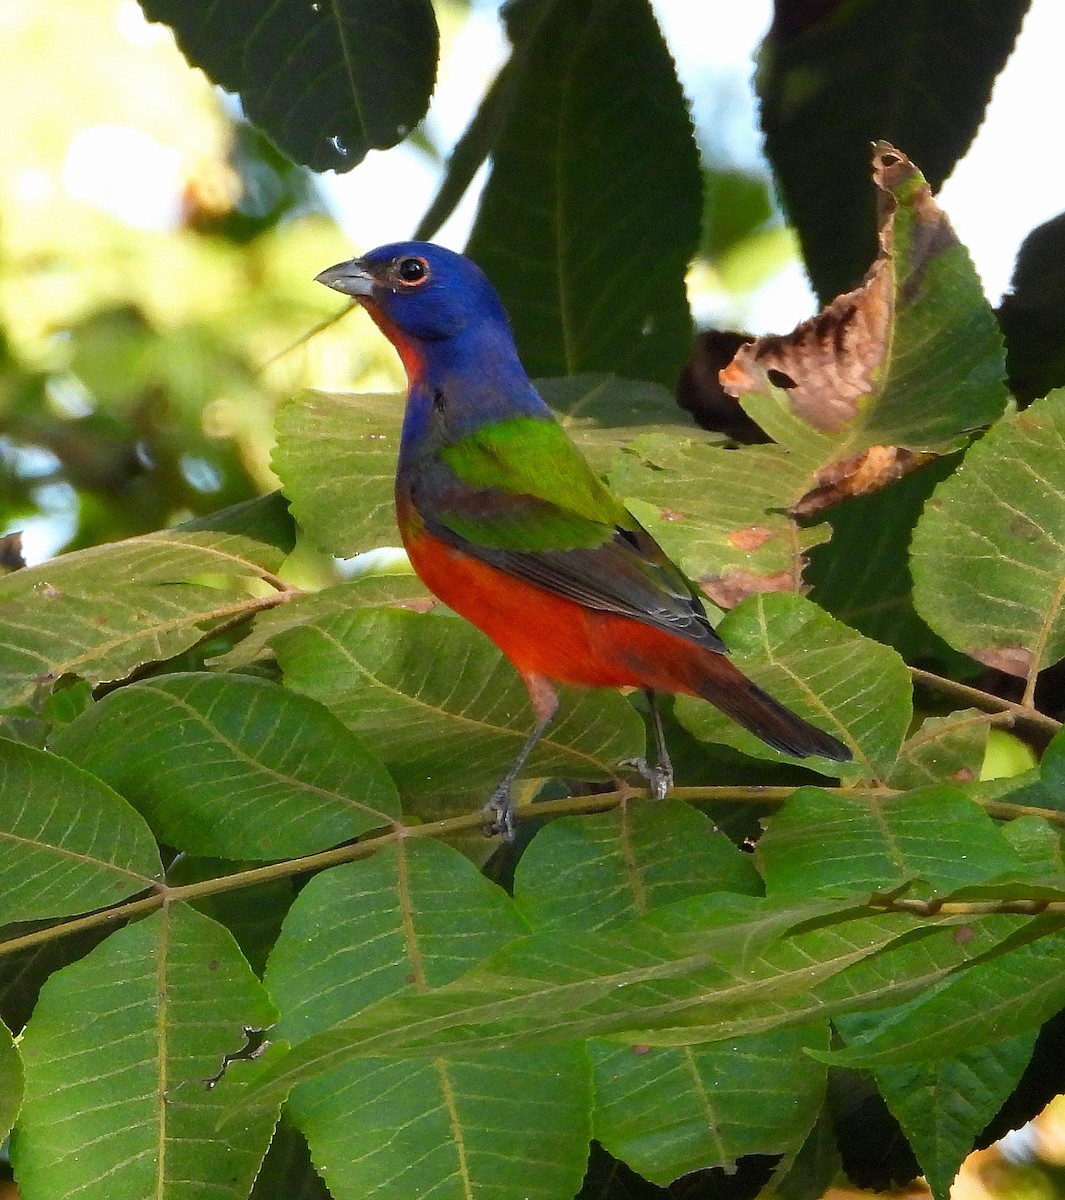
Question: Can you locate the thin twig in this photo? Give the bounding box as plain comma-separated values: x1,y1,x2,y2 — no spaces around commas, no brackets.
4,780,1064,959
910,666,1061,739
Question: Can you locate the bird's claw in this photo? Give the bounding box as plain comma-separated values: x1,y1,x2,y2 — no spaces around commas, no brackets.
482,789,517,841
622,757,673,801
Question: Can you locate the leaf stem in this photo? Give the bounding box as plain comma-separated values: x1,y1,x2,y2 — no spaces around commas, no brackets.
910,666,1061,739
4,782,1064,959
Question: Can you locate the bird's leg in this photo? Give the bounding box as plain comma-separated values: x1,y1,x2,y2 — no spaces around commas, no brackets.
483,674,560,840
623,688,674,800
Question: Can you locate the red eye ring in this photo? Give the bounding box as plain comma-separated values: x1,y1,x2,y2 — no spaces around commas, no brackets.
395,256,430,287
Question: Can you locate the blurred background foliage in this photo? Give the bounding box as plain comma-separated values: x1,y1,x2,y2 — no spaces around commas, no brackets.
0,0,792,565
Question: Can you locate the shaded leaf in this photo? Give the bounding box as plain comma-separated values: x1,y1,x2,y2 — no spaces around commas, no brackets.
821,925,1065,1068
805,453,970,666
912,388,1065,685
756,785,1025,901
869,1033,1038,1200
234,897,1034,1112
11,904,278,1200
0,738,161,926
273,391,403,558
467,0,700,386
674,592,910,779
887,710,990,790
757,1,1028,300
274,606,645,804
138,0,439,171
514,802,762,935
52,673,399,859
590,1024,828,1183
998,211,1065,403
250,1117,331,1200
541,375,695,476
265,840,591,1200
0,526,290,709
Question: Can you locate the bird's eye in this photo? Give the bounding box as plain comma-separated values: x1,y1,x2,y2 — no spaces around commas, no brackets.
396,256,430,286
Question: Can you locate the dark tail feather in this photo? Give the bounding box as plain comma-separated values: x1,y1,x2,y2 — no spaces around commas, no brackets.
695,656,852,762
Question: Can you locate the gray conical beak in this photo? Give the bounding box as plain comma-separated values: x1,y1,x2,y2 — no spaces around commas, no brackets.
314,259,374,298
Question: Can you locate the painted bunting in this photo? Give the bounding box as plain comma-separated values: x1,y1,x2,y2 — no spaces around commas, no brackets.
316,242,851,836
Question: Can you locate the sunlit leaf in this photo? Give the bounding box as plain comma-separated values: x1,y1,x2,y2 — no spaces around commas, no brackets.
264,840,590,1200
11,904,278,1200
234,898,1033,1113
887,710,989,790
52,673,399,858
865,1032,1038,1200
756,785,1025,900
0,526,290,709
273,391,403,558
514,802,761,935
274,606,645,803
821,926,1065,1068
0,738,161,926
912,389,1065,684
590,1024,828,1183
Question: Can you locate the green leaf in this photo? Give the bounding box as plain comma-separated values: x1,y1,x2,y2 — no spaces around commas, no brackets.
757,0,1028,300
234,899,1030,1112
887,710,990,790
867,1033,1038,1200
0,1014,22,1144
607,434,826,598
590,1024,828,1183
912,389,1065,685
467,0,700,386
805,455,970,666
274,607,645,804
0,738,161,926
11,904,278,1200
822,925,1065,1068
265,840,591,1200
541,375,694,476
0,526,289,710
514,802,762,934
757,785,1026,901
213,573,431,671
52,673,399,859
998,724,1065,814
273,391,403,558
138,0,439,171
674,592,911,779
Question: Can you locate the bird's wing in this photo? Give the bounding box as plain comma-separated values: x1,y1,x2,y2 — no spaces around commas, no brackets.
411,416,726,653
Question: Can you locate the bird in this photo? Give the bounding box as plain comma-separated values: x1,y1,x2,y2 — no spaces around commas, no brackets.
315,242,852,837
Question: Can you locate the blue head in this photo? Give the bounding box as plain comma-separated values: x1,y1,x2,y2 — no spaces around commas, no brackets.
316,241,549,440
316,241,515,352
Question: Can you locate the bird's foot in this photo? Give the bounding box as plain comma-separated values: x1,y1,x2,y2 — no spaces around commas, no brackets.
482,787,517,842
622,757,673,801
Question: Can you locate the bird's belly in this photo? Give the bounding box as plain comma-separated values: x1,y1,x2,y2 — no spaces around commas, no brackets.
404,530,664,690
